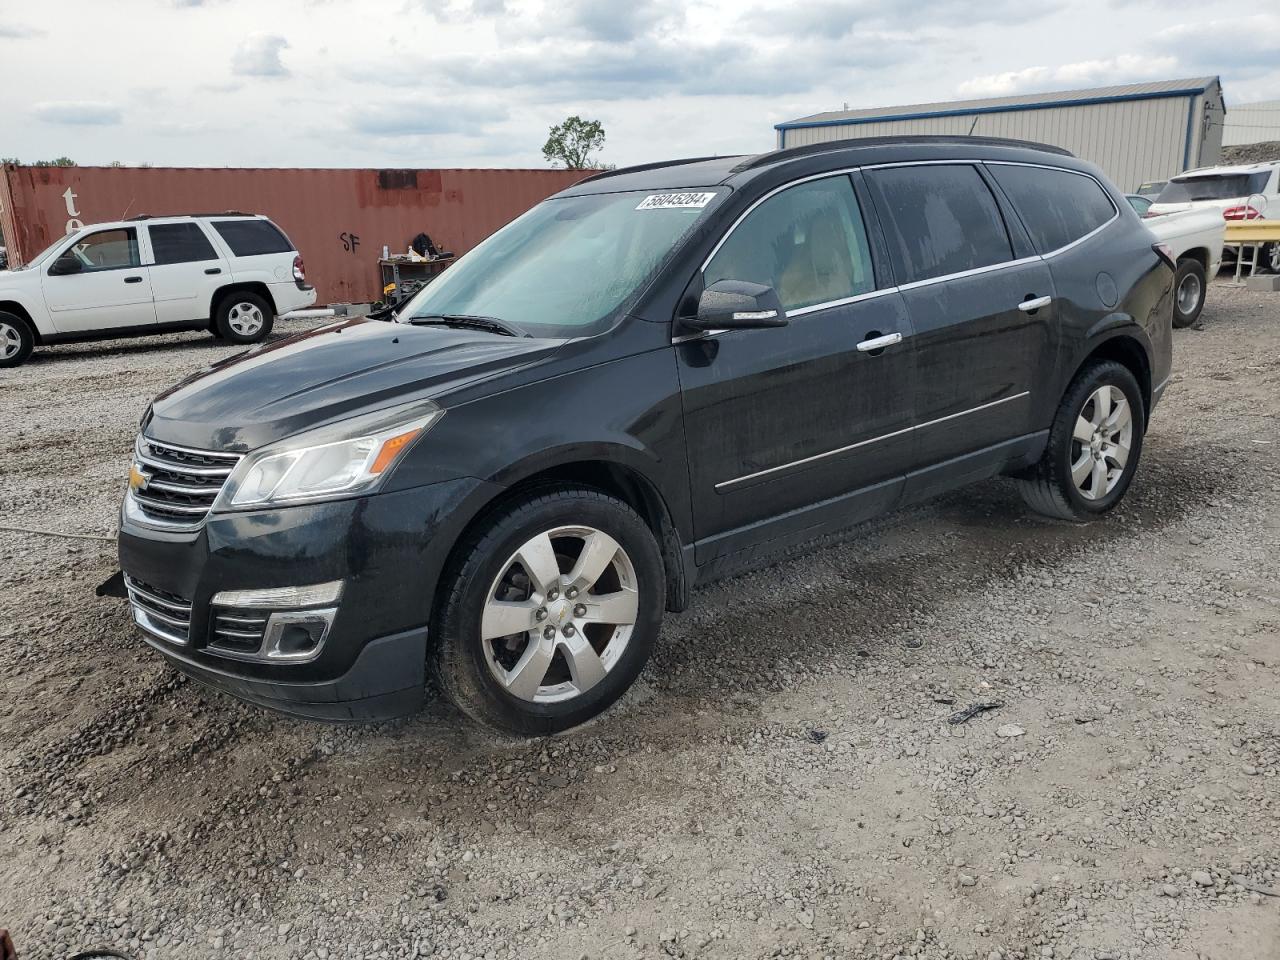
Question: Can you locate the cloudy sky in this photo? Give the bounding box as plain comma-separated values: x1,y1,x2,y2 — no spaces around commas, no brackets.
2,0,1277,169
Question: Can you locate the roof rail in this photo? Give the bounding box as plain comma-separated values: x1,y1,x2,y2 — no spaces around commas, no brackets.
729,134,1074,174
575,155,741,185
127,211,255,221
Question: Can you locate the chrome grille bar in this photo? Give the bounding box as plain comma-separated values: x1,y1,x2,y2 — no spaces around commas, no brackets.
130,436,242,528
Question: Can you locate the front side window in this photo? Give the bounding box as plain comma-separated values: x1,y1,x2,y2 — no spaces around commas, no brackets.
868,164,1013,285
704,176,875,313
58,228,140,273
149,222,219,265
399,189,721,337
990,164,1117,253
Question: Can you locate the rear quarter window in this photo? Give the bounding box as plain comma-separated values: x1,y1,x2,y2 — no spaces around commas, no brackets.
866,164,1014,284
212,219,293,257
989,165,1117,253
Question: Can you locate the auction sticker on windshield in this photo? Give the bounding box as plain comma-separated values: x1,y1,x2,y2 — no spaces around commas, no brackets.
636,192,716,210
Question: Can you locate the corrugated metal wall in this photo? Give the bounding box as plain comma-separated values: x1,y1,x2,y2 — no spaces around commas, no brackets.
1,166,587,304
781,96,1201,191
1223,100,1280,146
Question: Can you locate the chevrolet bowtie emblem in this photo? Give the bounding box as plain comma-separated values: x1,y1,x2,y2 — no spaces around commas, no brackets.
128,463,150,492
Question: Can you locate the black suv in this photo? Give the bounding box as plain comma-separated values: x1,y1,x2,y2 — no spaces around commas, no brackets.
117,136,1173,734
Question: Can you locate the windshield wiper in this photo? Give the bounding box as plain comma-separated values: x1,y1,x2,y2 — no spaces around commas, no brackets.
406,314,527,337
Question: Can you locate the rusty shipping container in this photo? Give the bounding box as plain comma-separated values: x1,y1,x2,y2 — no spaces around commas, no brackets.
0,165,587,305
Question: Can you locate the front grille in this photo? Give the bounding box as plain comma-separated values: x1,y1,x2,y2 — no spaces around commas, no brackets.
125,575,193,645
132,437,241,527
209,608,269,655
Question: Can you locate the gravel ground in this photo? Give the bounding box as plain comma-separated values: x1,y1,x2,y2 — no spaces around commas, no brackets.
1,287,1278,960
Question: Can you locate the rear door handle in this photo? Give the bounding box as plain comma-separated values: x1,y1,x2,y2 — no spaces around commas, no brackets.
856,332,904,353
204,267,222,275
124,276,143,284
1018,295,1052,313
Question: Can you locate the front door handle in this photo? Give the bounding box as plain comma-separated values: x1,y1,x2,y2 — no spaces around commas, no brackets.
1018,295,1052,313
124,276,143,284
856,332,904,353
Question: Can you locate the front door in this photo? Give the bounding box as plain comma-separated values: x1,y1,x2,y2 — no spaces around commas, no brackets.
675,174,916,562
145,221,230,325
863,163,1056,486
40,227,157,332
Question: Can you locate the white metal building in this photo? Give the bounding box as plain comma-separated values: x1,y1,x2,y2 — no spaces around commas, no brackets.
1223,100,1280,147
775,77,1224,192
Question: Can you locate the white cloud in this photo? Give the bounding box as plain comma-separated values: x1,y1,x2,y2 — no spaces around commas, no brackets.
32,101,123,125
958,55,1180,98
0,23,44,38
232,33,290,77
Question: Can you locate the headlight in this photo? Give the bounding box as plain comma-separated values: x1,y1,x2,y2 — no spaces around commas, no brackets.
217,400,443,509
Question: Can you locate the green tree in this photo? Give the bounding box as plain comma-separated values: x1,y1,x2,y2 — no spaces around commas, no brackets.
33,157,77,167
542,116,606,169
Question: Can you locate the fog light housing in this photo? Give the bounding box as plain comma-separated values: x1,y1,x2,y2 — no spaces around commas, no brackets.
261,609,337,662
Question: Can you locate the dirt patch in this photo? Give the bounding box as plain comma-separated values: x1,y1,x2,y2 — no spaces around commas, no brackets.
2,289,1279,960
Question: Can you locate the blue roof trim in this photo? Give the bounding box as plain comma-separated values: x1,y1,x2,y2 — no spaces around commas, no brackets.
775,86,1211,131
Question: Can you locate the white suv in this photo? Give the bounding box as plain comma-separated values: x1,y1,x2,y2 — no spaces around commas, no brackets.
1148,161,1280,272
0,214,316,367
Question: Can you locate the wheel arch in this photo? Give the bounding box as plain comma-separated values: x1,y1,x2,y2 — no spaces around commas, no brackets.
0,301,40,344
1069,330,1153,423
209,282,277,322
1177,247,1209,270
440,451,691,616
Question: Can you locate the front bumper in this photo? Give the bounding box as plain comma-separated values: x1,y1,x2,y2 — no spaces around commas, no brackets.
117,476,499,722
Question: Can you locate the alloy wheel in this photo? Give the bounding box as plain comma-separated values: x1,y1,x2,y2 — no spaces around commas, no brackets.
227,302,264,337
1070,385,1133,500
481,525,639,704
0,321,22,360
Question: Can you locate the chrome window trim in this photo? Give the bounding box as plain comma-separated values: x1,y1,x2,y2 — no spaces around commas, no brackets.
896,255,1043,292
674,156,1118,345
672,286,901,344
714,391,1030,491
980,160,1121,258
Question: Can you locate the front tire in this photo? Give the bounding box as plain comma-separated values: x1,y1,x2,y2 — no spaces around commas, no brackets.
0,311,35,368
1171,259,1206,328
1017,360,1145,521
213,292,274,344
433,486,665,735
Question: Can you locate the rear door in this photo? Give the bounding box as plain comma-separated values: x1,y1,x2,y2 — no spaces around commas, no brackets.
40,226,157,332
863,163,1057,492
145,221,230,325
675,173,916,561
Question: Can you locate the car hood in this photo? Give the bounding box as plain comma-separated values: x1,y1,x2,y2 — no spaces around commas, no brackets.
146,318,565,451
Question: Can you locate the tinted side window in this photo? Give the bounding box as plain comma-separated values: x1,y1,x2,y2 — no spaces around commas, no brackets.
149,222,219,265
212,219,293,257
990,165,1116,253
705,176,875,312
868,165,1013,284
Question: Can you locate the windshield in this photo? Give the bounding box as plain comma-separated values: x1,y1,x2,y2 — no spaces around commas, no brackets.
397,188,722,336
1156,172,1270,203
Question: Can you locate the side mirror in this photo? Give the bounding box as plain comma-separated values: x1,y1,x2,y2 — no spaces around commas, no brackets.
684,279,789,331
49,254,83,276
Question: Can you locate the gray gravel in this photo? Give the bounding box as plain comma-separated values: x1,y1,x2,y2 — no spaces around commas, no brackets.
1,288,1278,960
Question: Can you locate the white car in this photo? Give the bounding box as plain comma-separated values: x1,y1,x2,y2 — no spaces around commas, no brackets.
1148,161,1280,274
1141,207,1225,328
0,214,316,368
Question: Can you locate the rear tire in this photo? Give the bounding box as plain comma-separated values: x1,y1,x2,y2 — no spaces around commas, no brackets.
1171,259,1206,328
0,311,34,368
1263,242,1280,275
213,292,274,344
432,485,665,735
1017,360,1145,521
